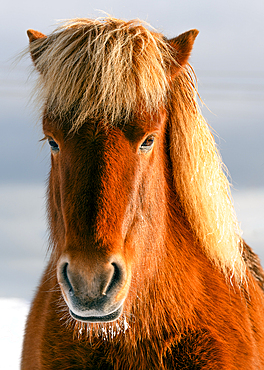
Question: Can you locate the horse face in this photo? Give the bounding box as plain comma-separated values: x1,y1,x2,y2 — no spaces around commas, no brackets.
44,111,167,323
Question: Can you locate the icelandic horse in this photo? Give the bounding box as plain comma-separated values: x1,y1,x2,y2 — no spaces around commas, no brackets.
21,17,264,369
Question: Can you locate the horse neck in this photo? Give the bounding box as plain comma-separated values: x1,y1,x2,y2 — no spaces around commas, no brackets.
125,196,208,342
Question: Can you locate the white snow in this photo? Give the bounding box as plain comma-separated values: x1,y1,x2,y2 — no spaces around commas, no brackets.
0,298,29,370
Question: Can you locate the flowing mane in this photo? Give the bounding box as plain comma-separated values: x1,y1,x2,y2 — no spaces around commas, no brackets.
28,17,245,281
168,70,245,280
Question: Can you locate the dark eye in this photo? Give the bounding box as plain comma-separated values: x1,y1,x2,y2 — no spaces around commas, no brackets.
139,135,155,153
48,138,59,153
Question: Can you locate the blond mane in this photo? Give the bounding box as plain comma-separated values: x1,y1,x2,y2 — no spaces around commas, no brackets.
29,17,175,129
29,17,245,281
169,69,245,281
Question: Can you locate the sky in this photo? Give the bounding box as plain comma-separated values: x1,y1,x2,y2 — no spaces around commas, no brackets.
0,0,264,300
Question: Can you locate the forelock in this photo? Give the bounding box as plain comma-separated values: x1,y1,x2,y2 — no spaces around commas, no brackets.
30,17,177,131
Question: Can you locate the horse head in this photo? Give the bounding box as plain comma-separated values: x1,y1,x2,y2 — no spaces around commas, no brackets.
27,21,198,324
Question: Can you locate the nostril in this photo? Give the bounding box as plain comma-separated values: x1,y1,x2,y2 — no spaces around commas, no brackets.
105,262,123,295
60,262,74,294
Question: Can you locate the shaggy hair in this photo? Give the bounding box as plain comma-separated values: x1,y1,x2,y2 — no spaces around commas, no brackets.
168,70,245,280
28,17,245,281
29,17,176,128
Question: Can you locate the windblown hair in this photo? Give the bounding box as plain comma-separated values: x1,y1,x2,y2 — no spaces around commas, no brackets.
168,71,245,280
29,17,245,281
29,17,176,129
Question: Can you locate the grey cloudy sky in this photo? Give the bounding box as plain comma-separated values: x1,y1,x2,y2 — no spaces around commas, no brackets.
2,0,264,70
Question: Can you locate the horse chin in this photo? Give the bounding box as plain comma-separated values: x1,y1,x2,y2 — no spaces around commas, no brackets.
69,305,123,323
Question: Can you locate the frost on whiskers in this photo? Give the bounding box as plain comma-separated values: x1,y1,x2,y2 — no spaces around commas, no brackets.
71,315,130,342
58,301,130,342
56,286,131,342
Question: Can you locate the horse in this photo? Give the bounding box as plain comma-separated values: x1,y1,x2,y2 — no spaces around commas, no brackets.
21,17,264,369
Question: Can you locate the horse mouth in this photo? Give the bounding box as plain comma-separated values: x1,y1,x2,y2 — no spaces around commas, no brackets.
69,305,123,323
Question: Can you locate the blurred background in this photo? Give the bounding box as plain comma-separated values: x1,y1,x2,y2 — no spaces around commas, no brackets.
1,0,264,303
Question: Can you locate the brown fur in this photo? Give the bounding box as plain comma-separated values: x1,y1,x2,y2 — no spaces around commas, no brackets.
21,17,264,369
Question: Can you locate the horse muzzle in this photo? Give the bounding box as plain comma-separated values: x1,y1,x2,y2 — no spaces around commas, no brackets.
57,254,128,323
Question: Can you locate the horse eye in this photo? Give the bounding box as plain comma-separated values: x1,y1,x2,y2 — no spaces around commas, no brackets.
48,138,59,153
139,135,155,153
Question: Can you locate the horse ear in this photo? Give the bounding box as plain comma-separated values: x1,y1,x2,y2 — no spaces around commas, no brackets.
27,29,47,66
168,29,199,78
27,29,47,43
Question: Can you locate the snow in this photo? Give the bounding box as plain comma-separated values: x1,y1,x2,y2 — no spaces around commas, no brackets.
0,298,29,370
